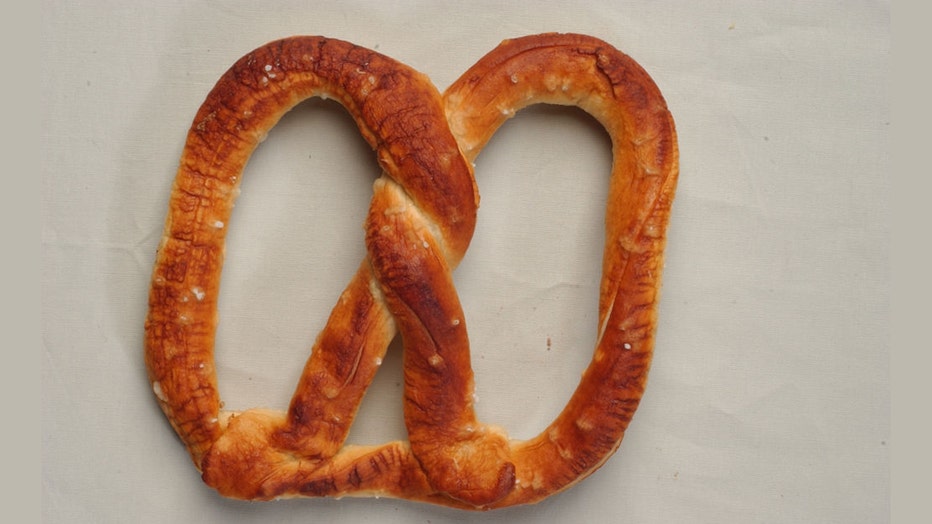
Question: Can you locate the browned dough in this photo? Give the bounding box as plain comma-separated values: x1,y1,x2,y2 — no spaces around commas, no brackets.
145,33,678,510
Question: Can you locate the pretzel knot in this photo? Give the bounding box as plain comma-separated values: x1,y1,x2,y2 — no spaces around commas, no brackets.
145,33,678,510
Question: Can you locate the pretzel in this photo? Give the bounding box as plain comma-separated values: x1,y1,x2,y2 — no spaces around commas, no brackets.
145,33,678,510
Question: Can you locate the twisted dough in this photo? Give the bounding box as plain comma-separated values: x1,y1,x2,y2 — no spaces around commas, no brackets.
145,33,678,510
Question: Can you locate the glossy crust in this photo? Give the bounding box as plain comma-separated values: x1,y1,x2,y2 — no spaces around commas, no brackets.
145,33,677,510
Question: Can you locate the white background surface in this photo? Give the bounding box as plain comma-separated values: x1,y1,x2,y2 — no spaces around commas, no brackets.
41,1,890,522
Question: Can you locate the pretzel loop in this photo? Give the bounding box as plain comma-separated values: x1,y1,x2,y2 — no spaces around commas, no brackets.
368,33,678,507
145,36,477,501
145,33,678,510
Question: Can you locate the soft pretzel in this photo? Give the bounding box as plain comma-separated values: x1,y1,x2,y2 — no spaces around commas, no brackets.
145,33,678,510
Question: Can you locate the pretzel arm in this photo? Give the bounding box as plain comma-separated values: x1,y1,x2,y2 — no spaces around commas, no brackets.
366,180,514,507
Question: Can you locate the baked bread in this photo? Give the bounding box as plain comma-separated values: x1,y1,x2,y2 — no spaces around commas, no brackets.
145,33,678,509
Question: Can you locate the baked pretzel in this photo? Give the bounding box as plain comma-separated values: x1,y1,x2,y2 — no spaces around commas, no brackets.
145,33,678,510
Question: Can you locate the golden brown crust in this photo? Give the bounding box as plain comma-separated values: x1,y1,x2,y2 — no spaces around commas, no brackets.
145,33,677,510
